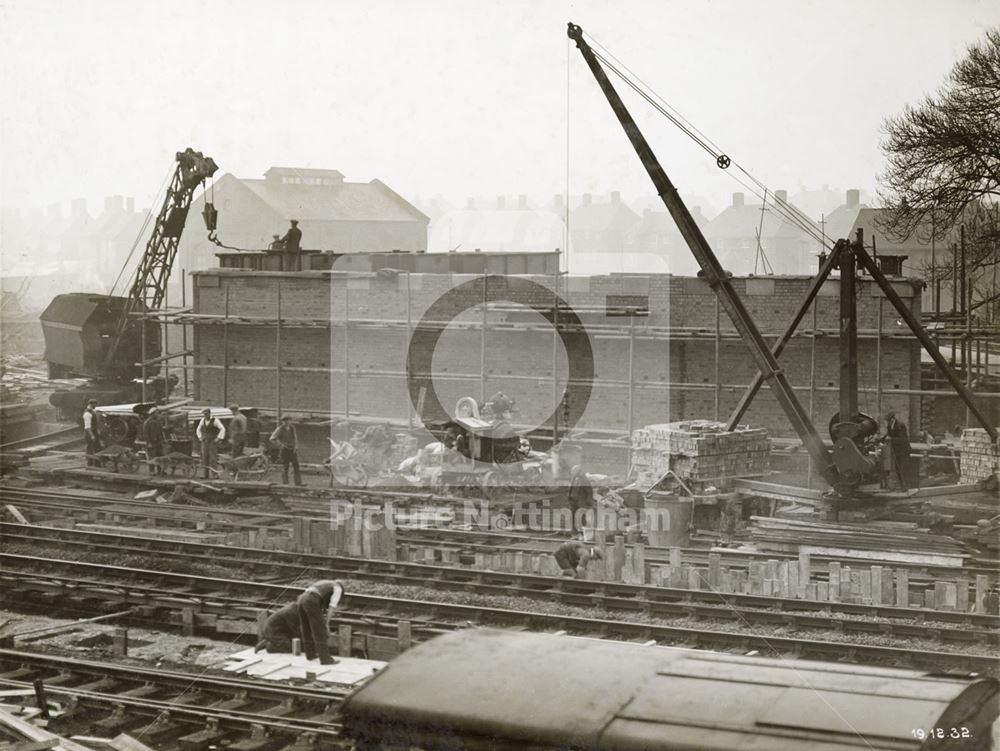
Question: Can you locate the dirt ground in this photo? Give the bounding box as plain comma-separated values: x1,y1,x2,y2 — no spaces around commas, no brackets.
0,608,246,671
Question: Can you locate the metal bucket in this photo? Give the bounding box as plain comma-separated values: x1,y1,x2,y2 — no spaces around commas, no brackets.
644,491,692,547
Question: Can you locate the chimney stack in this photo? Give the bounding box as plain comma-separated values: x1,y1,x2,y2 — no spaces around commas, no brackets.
103,196,124,213
610,191,621,204
774,189,787,203
518,194,528,210
126,197,135,213
582,193,593,206
846,189,860,208
732,192,744,208
497,195,505,210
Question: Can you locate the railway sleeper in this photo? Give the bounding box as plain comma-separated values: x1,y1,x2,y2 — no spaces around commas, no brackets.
93,702,129,730
228,723,273,751
257,697,297,718
209,689,251,711
283,731,321,751
0,666,37,680
301,702,341,724
178,717,227,750
119,682,161,698
39,670,77,687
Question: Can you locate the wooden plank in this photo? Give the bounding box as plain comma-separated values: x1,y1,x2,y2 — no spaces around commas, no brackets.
0,740,59,751
3,506,28,525
0,709,95,751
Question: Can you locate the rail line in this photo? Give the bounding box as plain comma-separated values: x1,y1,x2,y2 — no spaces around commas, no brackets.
3,484,998,582
2,552,997,675
0,648,348,748
3,522,998,641
0,427,84,454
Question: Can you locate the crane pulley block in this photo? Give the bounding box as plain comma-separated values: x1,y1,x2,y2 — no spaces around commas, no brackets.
202,202,219,233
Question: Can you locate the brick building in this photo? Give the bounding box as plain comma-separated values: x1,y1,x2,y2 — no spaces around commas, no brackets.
188,252,923,473
179,167,429,273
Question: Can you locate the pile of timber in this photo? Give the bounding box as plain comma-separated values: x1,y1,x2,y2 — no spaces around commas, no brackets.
959,428,999,484
631,420,770,485
749,516,967,567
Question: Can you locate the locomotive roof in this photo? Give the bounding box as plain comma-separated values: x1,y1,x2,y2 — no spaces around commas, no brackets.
342,629,998,751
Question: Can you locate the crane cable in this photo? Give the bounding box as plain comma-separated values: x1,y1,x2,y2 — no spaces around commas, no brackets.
586,33,829,246
593,44,830,249
107,164,174,299
583,31,837,253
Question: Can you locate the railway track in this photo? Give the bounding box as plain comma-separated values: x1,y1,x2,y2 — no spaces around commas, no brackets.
2,551,997,675
4,484,998,582
0,648,348,749
0,427,84,454
3,521,998,640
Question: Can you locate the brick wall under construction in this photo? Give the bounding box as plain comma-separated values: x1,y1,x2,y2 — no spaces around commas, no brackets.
189,268,922,443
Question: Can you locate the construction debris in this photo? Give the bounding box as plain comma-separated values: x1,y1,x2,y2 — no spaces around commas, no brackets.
749,516,967,567
0,708,95,751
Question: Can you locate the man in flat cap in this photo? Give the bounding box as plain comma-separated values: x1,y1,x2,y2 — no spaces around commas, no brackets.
142,406,166,476
195,408,226,478
83,399,102,467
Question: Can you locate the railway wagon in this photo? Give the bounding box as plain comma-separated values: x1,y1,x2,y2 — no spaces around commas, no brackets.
341,629,998,751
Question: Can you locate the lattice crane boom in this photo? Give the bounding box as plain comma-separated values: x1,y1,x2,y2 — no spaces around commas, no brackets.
104,148,218,370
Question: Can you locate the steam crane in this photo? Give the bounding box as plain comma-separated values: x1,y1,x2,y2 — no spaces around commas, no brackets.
567,23,996,498
41,149,218,416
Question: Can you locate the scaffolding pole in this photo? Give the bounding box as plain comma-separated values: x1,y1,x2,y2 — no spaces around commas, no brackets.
222,283,230,407
344,278,351,440
275,281,282,418
406,271,413,430
181,268,189,397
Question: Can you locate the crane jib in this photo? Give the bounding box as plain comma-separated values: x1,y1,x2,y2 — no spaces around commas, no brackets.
566,22,841,489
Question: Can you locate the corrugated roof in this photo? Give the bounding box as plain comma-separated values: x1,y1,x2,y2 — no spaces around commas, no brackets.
242,177,427,223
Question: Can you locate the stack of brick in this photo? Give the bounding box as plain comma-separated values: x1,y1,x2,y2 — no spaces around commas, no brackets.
959,428,999,484
631,420,770,487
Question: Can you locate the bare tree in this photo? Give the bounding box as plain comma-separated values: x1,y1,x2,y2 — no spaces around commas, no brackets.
878,27,1000,291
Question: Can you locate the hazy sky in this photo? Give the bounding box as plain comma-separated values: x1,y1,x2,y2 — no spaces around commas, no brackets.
2,0,998,216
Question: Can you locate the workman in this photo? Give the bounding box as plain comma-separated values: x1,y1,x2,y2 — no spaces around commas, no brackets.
270,414,302,486
296,579,344,664
82,399,102,467
268,234,285,251
245,410,262,449
553,541,603,579
489,391,514,418
567,465,594,533
882,411,912,491
195,408,226,478
280,219,302,271
255,602,303,653
982,586,1000,616
142,407,166,475
229,405,248,458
